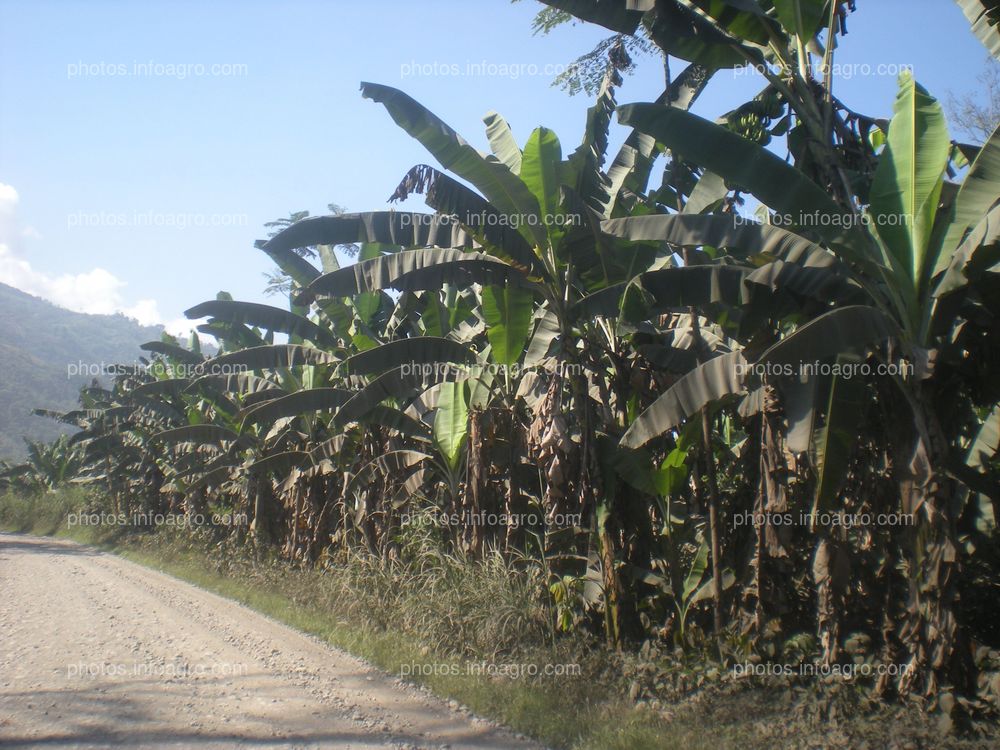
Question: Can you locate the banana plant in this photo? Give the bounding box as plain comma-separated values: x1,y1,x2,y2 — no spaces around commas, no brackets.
248,62,679,642
604,70,1000,696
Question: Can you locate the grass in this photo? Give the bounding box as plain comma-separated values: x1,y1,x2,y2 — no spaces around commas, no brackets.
2,489,997,750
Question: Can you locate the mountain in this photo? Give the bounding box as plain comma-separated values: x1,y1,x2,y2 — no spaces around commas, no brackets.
0,283,164,461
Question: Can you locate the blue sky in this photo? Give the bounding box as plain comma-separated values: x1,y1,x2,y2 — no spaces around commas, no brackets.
0,0,989,335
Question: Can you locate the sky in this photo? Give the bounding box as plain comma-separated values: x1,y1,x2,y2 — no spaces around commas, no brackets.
0,0,990,337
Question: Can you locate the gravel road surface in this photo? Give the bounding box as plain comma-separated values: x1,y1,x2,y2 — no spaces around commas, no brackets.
0,533,537,749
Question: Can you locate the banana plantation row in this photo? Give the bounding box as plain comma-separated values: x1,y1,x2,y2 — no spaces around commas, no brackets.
5,0,999,714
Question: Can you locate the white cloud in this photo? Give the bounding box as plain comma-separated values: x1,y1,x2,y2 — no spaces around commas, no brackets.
121,298,163,327
164,316,207,339
0,184,18,240
0,183,18,211
0,183,165,328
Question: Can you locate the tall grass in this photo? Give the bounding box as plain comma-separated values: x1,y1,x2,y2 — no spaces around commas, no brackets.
2,489,992,750
0,486,91,535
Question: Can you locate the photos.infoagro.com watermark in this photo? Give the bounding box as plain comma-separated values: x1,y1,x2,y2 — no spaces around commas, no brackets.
732,661,914,680
67,60,248,80
67,660,249,679
400,60,575,80
67,510,248,529
398,361,585,379
732,509,915,531
67,360,248,380
67,211,248,230
397,210,582,231
400,509,583,529
734,61,913,81
734,210,914,231
400,660,580,680
734,360,915,380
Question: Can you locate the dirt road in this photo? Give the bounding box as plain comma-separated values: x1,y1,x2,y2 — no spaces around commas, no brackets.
0,533,537,749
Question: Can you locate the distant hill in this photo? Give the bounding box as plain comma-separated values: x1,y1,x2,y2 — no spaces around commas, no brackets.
0,283,164,461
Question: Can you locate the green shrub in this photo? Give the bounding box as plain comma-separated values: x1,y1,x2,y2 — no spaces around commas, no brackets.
0,487,92,534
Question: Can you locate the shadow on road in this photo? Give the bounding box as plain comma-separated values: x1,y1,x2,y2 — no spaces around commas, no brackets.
1,676,502,749
0,534,100,558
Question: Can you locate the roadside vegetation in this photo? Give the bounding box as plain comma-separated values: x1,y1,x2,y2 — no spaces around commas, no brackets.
3,1,1000,748
4,487,997,750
